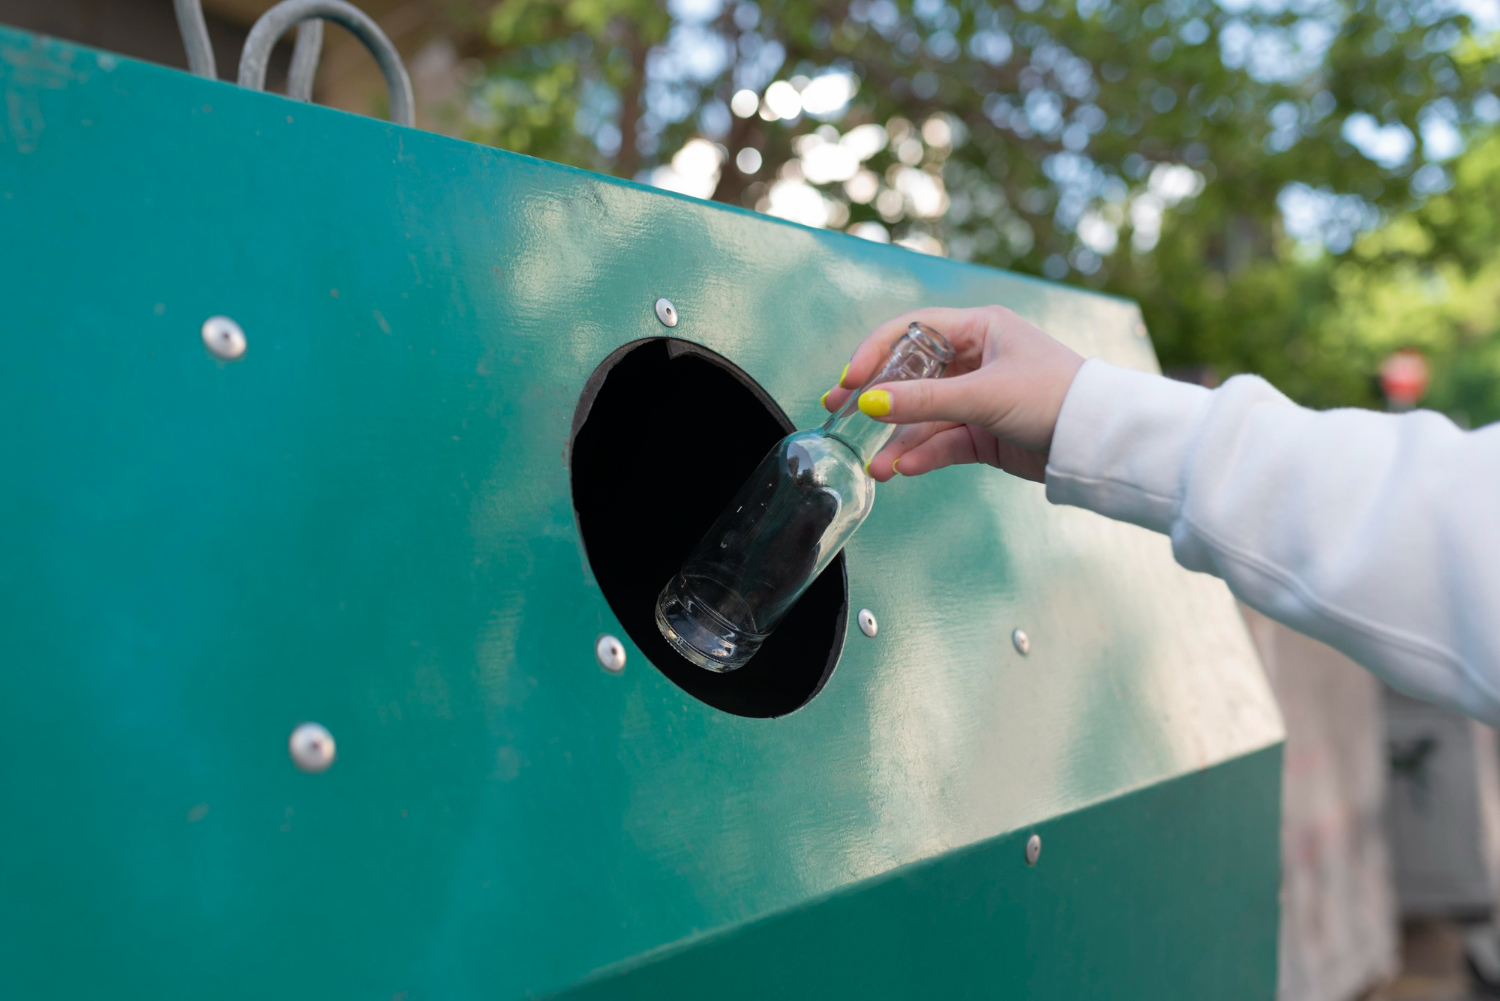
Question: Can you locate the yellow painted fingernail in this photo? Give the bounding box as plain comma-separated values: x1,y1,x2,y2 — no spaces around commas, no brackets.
864,461,873,476
820,390,830,409
839,364,850,388
891,457,902,474
858,389,892,417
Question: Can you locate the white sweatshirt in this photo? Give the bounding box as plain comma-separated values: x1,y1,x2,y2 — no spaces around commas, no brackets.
1045,358,1500,727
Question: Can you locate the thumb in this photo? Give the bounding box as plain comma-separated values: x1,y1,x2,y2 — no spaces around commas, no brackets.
857,370,996,429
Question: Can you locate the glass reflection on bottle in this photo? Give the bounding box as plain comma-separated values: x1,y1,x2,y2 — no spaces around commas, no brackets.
655,322,955,672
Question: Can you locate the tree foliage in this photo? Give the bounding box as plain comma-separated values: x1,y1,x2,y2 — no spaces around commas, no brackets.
448,0,1500,422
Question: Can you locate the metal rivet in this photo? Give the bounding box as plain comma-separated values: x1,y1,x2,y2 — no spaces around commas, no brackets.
654,297,678,328
596,634,626,673
1025,833,1041,865
201,315,247,360
858,608,878,638
288,722,336,773
1012,628,1030,655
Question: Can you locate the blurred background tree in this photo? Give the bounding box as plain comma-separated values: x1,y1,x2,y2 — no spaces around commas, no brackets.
432,0,1500,422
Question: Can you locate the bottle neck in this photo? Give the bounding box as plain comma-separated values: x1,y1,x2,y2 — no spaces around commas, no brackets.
820,406,895,466
816,321,955,470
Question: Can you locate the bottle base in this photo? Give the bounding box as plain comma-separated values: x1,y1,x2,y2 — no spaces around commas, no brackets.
654,575,766,673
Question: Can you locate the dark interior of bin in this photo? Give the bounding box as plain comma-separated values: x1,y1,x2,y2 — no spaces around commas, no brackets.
570,338,847,718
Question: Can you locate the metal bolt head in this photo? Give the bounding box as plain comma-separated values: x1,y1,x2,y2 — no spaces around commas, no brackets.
857,608,878,638
288,722,336,773
1012,628,1030,655
654,297,678,328
1025,833,1042,866
201,315,247,360
596,634,626,673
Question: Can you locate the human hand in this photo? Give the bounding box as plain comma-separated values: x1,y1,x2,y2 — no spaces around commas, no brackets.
821,306,1085,483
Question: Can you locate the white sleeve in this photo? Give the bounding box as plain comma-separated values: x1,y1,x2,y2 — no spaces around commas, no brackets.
1044,357,1500,726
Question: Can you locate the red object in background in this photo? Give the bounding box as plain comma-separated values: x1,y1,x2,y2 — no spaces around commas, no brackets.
1380,348,1430,410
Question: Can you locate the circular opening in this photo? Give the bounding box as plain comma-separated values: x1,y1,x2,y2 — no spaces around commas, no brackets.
570,338,848,718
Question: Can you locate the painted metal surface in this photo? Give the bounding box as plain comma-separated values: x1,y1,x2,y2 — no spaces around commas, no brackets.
0,27,1283,1000
553,747,1282,1000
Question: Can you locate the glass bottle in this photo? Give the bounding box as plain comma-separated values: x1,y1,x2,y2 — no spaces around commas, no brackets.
655,322,955,672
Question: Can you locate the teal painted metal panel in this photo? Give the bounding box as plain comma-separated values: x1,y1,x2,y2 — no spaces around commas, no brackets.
554,746,1283,1000
0,27,1283,1000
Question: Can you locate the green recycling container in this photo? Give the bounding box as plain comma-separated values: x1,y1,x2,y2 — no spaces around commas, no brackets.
0,25,1284,1000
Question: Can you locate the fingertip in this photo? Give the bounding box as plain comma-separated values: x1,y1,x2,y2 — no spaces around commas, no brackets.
820,390,830,410
891,454,927,478
857,389,892,418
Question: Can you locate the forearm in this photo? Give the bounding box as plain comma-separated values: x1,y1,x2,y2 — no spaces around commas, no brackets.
1045,359,1500,725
